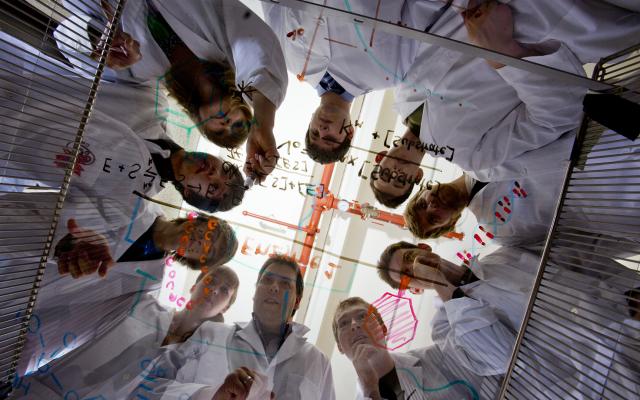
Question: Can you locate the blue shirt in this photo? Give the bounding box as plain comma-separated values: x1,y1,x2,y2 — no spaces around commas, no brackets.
315,72,355,102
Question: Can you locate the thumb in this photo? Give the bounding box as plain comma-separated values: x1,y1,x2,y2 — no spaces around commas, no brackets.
67,218,80,235
98,255,115,278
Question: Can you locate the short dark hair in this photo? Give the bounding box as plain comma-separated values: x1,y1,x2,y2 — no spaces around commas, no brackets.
304,127,352,164
332,297,387,347
377,241,419,289
170,216,238,270
256,255,304,317
369,168,414,208
172,163,245,212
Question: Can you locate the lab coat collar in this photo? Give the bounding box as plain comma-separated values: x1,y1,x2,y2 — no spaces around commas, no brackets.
234,320,310,367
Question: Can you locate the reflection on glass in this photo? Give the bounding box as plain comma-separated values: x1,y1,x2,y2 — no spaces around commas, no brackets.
1,0,639,399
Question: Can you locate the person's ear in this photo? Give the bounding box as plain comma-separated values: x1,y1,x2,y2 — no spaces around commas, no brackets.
346,123,354,140
415,168,424,182
375,151,387,163
409,287,424,295
292,297,302,316
190,285,196,293
417,243,431,251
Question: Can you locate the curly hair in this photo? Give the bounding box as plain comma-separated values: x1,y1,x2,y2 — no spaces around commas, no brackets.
164,60,253,148
404,187,461,239
170,216,238,270
304,127,352,164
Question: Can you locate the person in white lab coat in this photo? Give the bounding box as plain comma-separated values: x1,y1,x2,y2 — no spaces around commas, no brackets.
402,168,565,245
16,206,239,377
392,0,640,185
262,0,420,164
58,0,288,181
264,0,639,167
333,296,496,399
15,266,240,400
375,243,585,397
147,255,335,400
0,73,247,213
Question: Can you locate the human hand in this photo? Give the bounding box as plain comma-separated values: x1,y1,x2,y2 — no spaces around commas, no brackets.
53,218,115,278
411,254,450,290
212,368,274,400
462,0,527,68
351,344,394,399
91,0,142,69
244,127,279,184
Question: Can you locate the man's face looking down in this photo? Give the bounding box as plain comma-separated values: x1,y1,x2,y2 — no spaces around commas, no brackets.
410,182,467,232
307,105,353,152
176,153,236,203
335,304,386,359
372,150,424,198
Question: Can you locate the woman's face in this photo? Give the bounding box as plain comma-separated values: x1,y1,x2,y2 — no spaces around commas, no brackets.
196,72,251,141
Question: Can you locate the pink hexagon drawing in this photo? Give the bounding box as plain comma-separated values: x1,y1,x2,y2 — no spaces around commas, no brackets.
364,292,418,351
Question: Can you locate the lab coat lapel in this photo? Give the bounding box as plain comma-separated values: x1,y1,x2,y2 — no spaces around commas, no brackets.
235,321,269,361
270,323,310,367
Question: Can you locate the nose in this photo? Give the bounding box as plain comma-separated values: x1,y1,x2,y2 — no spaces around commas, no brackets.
350,317,361,330
269,281,279,293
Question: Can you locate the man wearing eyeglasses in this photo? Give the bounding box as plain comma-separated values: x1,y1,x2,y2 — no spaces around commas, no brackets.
332,296,493,400
374,244,582,386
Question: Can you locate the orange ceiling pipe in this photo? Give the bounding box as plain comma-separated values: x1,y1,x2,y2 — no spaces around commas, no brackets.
298,163,335,266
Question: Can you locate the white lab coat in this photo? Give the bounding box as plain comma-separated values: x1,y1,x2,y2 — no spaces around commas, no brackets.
58,0,288,107
395,0,640,177
151,320,335,400
16,221,167,377
355,346,500,400
261,0,419,96
15,293,176,400
395,39,586,177
467,168,565,247
431,246,537,376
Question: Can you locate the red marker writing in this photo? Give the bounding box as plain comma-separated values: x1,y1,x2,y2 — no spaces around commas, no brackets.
495,211,506,222
474,233,485,246
479,225,494,239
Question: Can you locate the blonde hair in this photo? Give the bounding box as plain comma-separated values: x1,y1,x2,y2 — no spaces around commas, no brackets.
404,187,461,239
164,61,253,148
